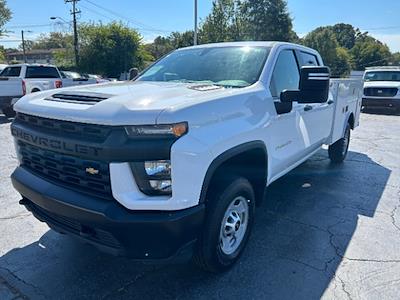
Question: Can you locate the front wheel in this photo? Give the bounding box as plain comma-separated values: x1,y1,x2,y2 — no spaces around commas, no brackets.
329,123,351,163
194,176,255,273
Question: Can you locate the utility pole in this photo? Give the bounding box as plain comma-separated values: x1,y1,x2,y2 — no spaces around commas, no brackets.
21,30,27,63
21,30,32,63
194,0,198,45
65,0,80,67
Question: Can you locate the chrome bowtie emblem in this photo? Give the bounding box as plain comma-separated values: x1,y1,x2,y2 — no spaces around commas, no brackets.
85,167,99,175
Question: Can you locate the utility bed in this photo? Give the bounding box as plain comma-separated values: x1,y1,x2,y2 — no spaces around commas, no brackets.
328,79,363,144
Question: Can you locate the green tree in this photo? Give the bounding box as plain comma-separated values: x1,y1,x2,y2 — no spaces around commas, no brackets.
331,47,352,77
241,0,297,41
18,40,34,51
31,32,73,50
331,23,357,49
200,0,243,43
0,0,11,37
144,36,173,60
145,31,194,60
304,28,338,68
78,22,145,77
0,45,5,61
169,31,194,49
350,35,392,70
391,52,400,65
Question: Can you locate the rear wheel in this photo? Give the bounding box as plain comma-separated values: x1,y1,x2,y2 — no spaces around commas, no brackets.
329,123,351,163
194,176,255,273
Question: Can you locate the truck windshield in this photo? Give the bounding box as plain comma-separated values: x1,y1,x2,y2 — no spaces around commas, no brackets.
364,71,400,82
138,46,271,88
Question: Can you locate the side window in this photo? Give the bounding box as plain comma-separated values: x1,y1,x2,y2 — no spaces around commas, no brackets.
270,50,300,98
0,67,21,77
300,52,319,66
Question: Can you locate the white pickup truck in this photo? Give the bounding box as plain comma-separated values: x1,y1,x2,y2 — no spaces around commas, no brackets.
0,64,98,118
362,66,400,113
10,42,362,272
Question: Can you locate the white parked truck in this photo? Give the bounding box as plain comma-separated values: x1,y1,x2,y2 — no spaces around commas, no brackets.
362,66,400,113
0,64,98,118
0,64,63,118
10,42,362,272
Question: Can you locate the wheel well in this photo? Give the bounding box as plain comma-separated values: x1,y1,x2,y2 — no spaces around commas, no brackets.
202,146,268,206
348,113,355,129
31,88,40,93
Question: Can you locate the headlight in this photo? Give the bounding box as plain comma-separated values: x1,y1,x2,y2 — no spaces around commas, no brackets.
125,123,188,138
131,160,172,195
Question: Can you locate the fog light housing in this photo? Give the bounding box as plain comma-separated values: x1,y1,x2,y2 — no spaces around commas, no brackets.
149,180,172,193
130,160,172,195
145,160,171,177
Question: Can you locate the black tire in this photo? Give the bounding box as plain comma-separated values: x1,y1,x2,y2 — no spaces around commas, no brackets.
194,176,255,273
31,89,40,93
3,106,16,118
329,123,351,163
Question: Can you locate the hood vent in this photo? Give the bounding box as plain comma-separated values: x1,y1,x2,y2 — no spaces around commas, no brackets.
188,84,223,92
45,91,113,105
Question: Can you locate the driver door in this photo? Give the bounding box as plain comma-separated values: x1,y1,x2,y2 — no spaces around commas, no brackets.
267,48,308,178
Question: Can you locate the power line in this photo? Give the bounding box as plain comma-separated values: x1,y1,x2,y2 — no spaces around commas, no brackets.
79,3,114,21
5,22,71,29
361,25,400,31
0,39,23,42
82,0,172,34
359,56,393,68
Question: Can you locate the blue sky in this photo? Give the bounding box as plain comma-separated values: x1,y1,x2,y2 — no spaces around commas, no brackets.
2,0,400,51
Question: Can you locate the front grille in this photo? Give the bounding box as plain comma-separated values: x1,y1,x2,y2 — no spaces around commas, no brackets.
18,141,112,199
364,87,398,97
27,201,122,249
16,113,112,142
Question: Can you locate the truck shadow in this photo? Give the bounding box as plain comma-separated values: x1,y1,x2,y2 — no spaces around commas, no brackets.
362,110,400,116
0,150,390,299
0,115,13,124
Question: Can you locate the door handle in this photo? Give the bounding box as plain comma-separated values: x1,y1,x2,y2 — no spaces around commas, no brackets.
327,100,334,105
304,105,313,111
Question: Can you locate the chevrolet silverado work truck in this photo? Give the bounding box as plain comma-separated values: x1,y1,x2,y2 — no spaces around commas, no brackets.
10,42,362,272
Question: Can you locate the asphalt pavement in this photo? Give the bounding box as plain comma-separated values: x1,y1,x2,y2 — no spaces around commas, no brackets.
0,112,399,300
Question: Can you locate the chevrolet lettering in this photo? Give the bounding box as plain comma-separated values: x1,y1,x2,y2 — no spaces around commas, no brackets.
11,126,102,156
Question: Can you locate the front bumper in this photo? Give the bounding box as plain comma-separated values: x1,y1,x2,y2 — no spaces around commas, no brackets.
362,97,400,111
12,166,205,260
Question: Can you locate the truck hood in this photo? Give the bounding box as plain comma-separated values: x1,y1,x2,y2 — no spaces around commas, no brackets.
14,81,237,125
363,81,400,88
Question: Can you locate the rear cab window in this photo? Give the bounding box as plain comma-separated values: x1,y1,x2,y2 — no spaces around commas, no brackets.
25,66,61,79
0,66,22,77
299,51,320,66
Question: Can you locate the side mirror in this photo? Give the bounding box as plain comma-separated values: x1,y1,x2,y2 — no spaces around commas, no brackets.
281,66,330,103
129,68,139,80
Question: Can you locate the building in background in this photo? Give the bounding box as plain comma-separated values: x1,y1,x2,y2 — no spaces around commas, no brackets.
5,48,64,64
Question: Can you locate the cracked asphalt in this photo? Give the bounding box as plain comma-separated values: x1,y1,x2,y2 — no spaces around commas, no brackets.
0,112,399,300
